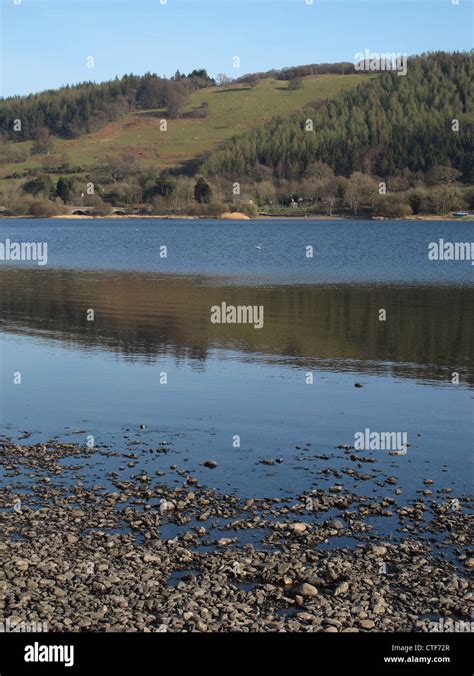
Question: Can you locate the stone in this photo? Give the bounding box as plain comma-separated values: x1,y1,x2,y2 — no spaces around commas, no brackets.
358,619,375,629
330,519,344,530
289,522,309,534
299,583,318,598
14,560,29,571
335,581,349,596
371,545,387,556
159,501,175,512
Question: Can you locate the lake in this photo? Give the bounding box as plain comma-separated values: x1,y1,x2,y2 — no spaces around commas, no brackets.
0,218,472,514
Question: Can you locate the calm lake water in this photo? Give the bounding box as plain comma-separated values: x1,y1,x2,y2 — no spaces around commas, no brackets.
0,219,472,509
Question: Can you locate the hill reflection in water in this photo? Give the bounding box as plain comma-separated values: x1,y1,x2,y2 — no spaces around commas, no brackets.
1,267,472,386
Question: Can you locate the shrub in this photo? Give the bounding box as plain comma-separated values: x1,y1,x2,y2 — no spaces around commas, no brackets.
28,199,62,217
236,202,258,218
372,195,412,218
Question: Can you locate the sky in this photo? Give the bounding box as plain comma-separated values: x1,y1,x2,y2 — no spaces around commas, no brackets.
0,0,472,97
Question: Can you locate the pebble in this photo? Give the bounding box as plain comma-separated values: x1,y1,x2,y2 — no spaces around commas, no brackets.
358,619,375,630
335,581,349,596
1,440,470,633
299,583,319,598
371,545,387,556
289,522,309,534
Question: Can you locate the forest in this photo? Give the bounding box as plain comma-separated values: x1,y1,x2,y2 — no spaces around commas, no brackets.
203,52,473,180
0,69,215,141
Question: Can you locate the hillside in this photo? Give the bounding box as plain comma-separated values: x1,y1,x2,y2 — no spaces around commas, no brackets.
0,73,364,178
0,53,472,219
204,52,473,180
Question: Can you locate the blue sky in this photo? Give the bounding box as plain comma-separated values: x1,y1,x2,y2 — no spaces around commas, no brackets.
1,0,472,97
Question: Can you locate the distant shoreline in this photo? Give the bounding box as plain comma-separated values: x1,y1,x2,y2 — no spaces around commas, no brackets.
0,213,472,222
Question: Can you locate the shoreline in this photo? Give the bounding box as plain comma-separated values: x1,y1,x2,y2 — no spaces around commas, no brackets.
0,213,472,222
2,439,471,632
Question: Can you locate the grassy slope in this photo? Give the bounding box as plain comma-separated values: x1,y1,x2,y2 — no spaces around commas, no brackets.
0,74,367,179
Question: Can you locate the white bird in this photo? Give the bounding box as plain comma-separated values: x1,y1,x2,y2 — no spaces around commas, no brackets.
256,244,262,250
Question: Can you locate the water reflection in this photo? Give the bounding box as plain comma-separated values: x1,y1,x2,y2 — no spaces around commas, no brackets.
0,266,472,386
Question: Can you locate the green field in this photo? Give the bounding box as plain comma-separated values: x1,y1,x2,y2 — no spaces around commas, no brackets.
0,74,368,180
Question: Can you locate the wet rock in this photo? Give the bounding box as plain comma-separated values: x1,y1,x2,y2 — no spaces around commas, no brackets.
159,501,175,512
288,522,309,534
330,519,344,530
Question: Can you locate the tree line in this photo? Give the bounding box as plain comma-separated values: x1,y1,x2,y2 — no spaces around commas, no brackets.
3,159,472,219
236,61,364,87
0,69,215,141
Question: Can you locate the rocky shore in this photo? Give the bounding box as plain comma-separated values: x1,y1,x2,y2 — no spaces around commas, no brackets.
1,441,472,632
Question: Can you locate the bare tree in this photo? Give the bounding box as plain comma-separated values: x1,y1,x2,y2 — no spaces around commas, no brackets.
216,73,232,86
